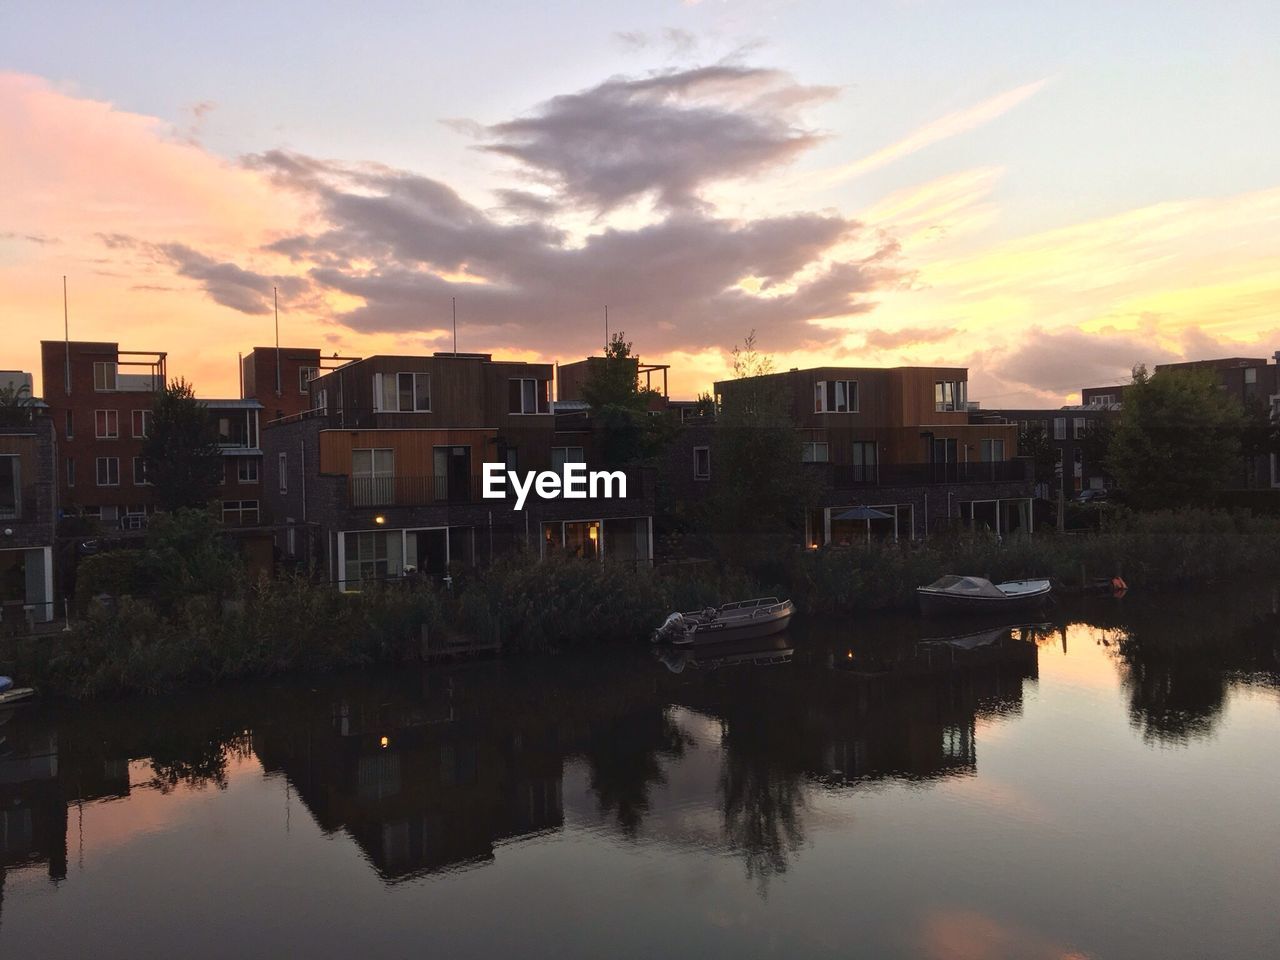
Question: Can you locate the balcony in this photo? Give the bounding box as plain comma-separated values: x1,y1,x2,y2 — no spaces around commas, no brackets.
811,459,1032,489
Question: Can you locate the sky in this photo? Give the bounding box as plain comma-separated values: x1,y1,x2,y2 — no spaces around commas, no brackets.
2,0,1279,406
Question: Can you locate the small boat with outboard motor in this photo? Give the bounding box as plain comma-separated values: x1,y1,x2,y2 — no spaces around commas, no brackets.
652,597,794,646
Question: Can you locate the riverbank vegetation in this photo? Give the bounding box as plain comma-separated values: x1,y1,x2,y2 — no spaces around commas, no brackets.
8,505,1280,699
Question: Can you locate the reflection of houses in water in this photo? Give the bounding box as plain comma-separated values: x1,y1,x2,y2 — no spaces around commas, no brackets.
253,683,565,881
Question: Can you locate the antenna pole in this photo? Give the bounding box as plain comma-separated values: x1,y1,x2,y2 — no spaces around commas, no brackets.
604,305,608,353
452,297,457,354
274,286,281,397
63,275,71,395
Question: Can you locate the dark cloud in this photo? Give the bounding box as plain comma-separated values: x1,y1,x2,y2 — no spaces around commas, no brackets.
155,243,309,315
996,326,1178,396
477,65,836,211
154,64,900,359
244,146,897,355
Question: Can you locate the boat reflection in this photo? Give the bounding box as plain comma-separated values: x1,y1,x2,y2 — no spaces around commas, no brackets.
655,634,794,673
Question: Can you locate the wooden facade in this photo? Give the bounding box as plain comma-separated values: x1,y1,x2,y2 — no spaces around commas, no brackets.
318,428,499,477
714,365,1019,466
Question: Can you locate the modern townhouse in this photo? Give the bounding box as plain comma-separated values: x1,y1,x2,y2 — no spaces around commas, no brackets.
701,366,1034,546
261,352,655,590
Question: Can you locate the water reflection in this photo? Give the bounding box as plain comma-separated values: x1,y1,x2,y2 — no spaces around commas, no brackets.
0,584,1278,956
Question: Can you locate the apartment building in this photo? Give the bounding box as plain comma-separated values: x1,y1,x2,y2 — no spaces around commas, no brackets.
38,341,266,531
978,405,1117,499
262,352,655,589
707,366,1034,545
240,346,360,422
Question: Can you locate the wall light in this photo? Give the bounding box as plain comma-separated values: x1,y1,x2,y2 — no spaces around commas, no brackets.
374,515,386,525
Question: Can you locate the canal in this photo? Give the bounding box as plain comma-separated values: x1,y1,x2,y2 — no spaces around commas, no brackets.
1,584,1278,958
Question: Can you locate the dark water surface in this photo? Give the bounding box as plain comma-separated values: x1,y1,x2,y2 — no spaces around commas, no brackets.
2,587,1279,959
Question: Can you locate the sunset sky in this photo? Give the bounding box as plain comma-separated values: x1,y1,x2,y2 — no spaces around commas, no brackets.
3,1,1278,405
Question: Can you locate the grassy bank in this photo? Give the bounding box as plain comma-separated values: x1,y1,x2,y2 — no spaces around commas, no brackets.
8,508,1278,699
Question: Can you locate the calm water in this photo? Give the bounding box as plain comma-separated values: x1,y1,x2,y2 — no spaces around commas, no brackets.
2,588,1279,959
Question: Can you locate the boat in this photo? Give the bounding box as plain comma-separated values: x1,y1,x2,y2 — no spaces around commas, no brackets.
652,597,794,646
0,676,35,706
916,575,1052,617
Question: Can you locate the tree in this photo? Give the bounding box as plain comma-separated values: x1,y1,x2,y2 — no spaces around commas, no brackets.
705,331,816,570
1017,422,1056,488
580,332,671,466
1106,365,1245,509
143,379,223,512
0,381,34,428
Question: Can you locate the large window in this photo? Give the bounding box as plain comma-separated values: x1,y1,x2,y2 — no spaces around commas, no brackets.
96,456,120,486
815,380,858,413
237,458,259,483
801,442,829,462
551,447,585,471
980,439,1006,461
352,448,394,505
343,530,403,588
0,456,18,519
374,372,430,412
93,361,117,391
1053,417,1067,440
95,409,119,439
132,409,152,438
508,378,550,414
934,380,967,412
852,441,877,481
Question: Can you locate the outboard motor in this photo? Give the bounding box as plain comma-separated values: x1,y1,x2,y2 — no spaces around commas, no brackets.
652,612,687,644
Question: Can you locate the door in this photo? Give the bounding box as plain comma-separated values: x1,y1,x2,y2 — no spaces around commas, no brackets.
930,437,958,482
433,446,472,503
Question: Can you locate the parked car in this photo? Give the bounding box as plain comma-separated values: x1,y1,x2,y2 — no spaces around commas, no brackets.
1076,488,1109,503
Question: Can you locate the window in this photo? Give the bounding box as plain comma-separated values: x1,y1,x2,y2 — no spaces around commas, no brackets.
299,366,319,394
67,457,75,488
934,380,967,412
397,372,431,411
375,372,430,412
1245,367,1258,398
352,448,394,506
1053,417,1067,440
316,387,327,413
814,380,858,413
222,500,260,525
131,409,152,438
343,530,401,587
801,442,829,462
278,453,288,494
132,457,150,485
980,439,1005,461
551,447,585,471
693,446,711,480
96,457,120,486
93,361,117,391
65,410,74,439
0,456,18,519
238,458,259,483
1090,394,1115,407
852,441,877,480
508,378,550,414
1073,418,1088,440
95,409,119,439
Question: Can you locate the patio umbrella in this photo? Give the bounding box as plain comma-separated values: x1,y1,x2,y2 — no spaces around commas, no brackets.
833,506,895,546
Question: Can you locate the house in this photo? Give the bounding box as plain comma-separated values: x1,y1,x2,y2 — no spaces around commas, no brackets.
0,372,57,625
38,341,268,533
708,366,1034,545
261,352,655,589
976,405,1118,499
